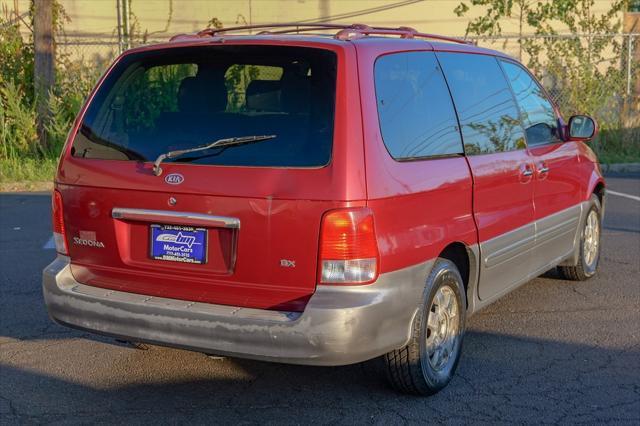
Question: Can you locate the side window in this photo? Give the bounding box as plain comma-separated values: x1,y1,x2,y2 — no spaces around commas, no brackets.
500,60,560,146
374,51,463,160
437,52,526,155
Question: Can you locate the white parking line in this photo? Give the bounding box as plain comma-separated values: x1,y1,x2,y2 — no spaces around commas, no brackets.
608,190,640,202
43,236,55,249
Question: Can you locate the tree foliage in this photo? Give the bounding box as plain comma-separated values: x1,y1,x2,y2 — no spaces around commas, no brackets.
0,2,102,159
454,0,539,38
454,0,629,129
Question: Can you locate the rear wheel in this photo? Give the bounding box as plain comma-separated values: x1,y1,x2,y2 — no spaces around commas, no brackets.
558,194,601,281
383,259,466,395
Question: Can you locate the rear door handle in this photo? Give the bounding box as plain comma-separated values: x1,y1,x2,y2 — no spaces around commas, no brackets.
112,208,241,229
538,166,549,174
519,164,534,183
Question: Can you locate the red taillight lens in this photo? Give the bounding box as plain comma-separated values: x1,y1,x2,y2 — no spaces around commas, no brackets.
52,190,68,255
319,208,379,284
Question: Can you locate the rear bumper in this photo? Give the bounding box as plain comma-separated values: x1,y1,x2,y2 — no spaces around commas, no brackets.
43,256,430,366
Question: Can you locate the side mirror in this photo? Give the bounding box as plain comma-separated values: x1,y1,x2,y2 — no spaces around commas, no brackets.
567,115,597,141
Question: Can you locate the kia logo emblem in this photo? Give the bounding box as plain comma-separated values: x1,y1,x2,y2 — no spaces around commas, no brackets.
165,173,184,185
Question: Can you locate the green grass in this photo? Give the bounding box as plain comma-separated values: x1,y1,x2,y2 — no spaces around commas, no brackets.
596,149,640,165
0,156,58,183
591,128,640,165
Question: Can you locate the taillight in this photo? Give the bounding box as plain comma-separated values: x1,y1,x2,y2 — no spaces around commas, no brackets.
52,190,68,255
319,208,379,284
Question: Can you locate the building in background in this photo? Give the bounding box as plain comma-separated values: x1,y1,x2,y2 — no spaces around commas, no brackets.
3,0,636,126
6,0,625,43
3,0,629,65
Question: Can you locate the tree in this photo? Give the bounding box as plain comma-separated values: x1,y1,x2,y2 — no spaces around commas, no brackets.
454,0,627,124
33,0,54,149
454,0,539,60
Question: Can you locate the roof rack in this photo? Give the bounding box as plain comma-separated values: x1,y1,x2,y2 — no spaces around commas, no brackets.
170,23,472,45
333,24,472,44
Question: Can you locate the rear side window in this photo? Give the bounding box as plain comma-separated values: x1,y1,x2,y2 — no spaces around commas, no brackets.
500,60,560,147
71,46,337,168
374,51,463,160
437,52,526,155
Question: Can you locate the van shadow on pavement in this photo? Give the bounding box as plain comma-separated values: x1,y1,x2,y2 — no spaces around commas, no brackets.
0,331,638,424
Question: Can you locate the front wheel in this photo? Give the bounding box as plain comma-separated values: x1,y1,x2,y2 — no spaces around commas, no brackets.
558,194,602,281
383,259,466,396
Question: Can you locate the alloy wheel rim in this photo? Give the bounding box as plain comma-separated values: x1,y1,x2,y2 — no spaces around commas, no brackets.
583,210,600,268
426,285,460,372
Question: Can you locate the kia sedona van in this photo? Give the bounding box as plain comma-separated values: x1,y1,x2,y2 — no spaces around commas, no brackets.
44,24,604,395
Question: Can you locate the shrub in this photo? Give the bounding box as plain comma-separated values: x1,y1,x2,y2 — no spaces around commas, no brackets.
0,5,104,164
0,81,38,159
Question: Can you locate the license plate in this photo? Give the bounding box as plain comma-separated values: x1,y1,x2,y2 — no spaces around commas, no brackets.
150,224,207,264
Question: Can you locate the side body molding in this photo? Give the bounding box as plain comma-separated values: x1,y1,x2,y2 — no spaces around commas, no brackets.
470,201,591,311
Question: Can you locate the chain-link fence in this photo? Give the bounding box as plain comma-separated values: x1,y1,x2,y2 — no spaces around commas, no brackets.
57,41,119,65
472,34,639,131
57,33,639,140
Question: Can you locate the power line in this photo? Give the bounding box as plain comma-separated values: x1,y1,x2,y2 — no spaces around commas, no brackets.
294,0,426,24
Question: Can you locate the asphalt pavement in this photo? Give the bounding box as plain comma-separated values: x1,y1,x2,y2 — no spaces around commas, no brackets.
0,174,638,424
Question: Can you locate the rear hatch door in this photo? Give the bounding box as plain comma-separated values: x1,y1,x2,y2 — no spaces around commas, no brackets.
59,162,347,311
57,42,364,311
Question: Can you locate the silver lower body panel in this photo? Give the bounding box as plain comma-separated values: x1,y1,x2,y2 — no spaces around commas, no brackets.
473,200,593,308
43,256,431,366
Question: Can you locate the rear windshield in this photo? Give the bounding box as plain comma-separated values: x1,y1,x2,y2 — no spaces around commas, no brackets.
72,46,337,167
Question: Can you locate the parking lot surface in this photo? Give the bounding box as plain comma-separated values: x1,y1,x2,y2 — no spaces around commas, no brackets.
1,174,638,424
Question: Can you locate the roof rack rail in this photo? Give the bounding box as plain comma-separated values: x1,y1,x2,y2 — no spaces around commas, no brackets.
174,23,351,40
170,23,472,45
334,24,472,45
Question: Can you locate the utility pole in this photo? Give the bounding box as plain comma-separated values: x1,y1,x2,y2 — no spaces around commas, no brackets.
116,0,130,52
319,0,330,21
33,0,55,150
116,0,123,53
122,0,130,49
622,9,639,127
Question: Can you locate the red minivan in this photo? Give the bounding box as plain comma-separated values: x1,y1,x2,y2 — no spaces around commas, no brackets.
43,24,605,395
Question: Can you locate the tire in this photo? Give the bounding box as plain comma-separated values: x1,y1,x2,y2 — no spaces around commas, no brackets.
558,194,602,281
383,258,466,396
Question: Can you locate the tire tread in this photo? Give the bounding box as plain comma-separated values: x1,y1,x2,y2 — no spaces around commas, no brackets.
558,194,601,281
383,258,465,396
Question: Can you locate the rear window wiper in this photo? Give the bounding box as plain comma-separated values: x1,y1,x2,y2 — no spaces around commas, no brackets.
152,135,276,176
